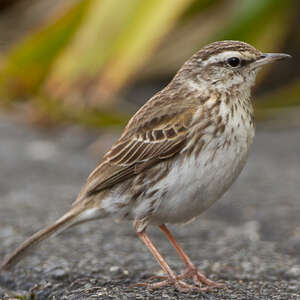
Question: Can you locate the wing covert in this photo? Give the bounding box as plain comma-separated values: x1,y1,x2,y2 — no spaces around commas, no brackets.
78,110,193,200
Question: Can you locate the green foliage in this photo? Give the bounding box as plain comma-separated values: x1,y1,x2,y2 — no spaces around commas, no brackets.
0,0,298,126
217,0,291,42
44,0,193,102
0,0,90,98
255,79,300,121
33,95,129,128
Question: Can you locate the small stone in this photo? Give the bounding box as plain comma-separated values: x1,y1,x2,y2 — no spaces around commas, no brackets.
110,265,120,273
123,269,129,276
49,267,68,279
285,265,300,278
241,261,252,272
211,261,221,272
287,285,299,292
109,266,128,277
109,265,126,277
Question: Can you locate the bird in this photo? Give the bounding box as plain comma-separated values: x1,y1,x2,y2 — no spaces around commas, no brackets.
1,40,291,292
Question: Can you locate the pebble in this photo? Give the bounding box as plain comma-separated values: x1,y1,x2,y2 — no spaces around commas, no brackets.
109,265,128,276
285,265,300,278
49,267,69,279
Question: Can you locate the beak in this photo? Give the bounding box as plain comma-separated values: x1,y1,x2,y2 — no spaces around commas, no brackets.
251,53,292,69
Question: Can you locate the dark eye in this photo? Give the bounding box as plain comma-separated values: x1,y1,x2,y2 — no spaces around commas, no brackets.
227,57,240,67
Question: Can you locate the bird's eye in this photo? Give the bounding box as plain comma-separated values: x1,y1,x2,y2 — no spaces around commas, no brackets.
227,57,241,67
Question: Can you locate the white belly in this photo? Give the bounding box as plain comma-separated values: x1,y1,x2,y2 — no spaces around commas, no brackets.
148,130,254,225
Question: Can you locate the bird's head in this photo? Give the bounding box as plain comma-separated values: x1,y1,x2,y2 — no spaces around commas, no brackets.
178,40,291,92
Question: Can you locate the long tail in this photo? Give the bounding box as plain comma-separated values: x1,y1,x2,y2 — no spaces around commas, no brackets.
1,207,85,271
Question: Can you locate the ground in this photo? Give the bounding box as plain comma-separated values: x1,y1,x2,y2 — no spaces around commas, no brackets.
0,116,299,300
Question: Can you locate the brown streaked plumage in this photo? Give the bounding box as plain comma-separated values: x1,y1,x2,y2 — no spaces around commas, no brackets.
1,41,291,292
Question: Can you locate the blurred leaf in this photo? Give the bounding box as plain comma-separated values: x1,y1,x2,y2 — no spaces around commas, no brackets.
98,0,194,94
31,95,128,128
0,0,90,100
45,0,142,86
254,78,300,124
181,0,222,20
44,0,193,105
217,0,292,44
256,78,300,110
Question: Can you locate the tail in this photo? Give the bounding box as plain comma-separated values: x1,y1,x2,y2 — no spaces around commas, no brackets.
1,207,85,271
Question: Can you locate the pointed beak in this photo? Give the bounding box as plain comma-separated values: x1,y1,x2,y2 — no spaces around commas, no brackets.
252,53,292,69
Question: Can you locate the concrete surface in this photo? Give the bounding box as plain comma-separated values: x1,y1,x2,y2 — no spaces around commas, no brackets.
0,116,299,299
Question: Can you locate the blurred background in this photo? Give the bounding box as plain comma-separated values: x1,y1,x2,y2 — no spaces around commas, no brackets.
0,0,299,128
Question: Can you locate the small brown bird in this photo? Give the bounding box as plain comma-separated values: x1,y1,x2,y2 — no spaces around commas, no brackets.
1,41,290,292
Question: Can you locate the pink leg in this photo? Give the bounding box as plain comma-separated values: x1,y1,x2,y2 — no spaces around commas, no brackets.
133,228,208,292
159,224,224,288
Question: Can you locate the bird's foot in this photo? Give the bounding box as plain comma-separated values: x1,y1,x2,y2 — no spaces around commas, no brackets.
131,276,210,293
178,266,224,288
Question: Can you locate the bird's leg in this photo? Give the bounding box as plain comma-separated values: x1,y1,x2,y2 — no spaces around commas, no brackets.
159,224,224,288
133,226,206,292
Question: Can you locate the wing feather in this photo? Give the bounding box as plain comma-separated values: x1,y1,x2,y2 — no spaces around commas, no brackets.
83,129,188,197
73,89,202,205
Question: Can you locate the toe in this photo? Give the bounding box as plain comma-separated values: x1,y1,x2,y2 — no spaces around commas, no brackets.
195,272,224,287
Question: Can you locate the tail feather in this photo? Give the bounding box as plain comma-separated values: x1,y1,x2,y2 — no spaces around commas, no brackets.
0,208,84,271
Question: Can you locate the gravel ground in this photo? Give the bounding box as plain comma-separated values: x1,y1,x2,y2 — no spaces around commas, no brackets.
0,116,299,300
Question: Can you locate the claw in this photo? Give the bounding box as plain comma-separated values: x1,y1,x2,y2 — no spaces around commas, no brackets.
130,277,210,292
178,267,224,288
131,266,223,292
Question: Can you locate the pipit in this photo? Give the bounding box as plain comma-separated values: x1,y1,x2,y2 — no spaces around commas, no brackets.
1,40,290,292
